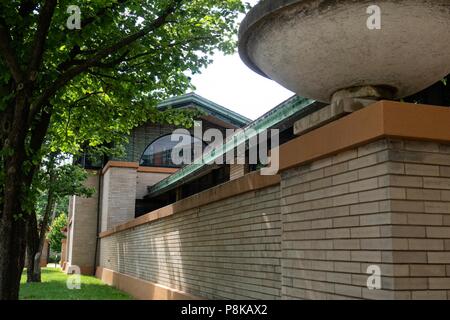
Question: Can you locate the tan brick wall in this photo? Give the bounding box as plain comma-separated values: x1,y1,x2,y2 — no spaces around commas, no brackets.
98,138,450,300
67,171,100,273
230,164,248,181
100,167,137,232
280,138,450,300
136,171,171,199
100,185,281,299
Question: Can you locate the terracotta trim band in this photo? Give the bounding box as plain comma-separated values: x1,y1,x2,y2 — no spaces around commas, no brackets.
96,267,202,300
102,161,139,175
99,170,281,238
137,166,179,174
279,101,450,171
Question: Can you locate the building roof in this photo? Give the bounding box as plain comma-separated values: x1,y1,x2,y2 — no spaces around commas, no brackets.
147,95,325,198
157,93,252,128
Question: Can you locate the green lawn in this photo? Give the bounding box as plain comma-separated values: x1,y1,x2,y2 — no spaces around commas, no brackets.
20,267,132,300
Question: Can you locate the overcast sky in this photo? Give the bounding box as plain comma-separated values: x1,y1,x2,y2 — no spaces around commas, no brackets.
189,1,294,120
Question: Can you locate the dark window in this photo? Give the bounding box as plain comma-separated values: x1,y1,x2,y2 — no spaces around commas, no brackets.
140,134,204,168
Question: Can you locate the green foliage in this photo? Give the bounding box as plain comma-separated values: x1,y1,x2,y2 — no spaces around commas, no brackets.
48,214,68,252
31,153,95,220
0,1,247,215
40,158,95,200
1,0,247,296
48,252,60,264
1,0,247,155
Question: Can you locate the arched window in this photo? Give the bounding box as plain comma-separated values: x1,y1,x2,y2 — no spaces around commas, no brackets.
140,134,204,168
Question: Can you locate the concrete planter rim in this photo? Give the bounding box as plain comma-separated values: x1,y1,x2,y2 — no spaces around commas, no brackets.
238,0,450,102
238,0,308,78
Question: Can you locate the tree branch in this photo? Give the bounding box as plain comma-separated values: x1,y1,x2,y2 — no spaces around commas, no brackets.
27,0,57,81
56,0,130,72
81,0,128,29
91,49,130,69
122,36,214,63
29,108,52,155
89,71,147,85
28,0,184,124
68,91,106,108
0,19,23,83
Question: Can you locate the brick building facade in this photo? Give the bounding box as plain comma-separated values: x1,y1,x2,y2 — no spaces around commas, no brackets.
66,93,450,300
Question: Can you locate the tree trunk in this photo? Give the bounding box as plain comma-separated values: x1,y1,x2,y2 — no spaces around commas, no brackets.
0,93,31,299
26,213,40,283
0,157,28,299
25,247,41,283
26,173,56,283
0,202,27,300
25,202,53,283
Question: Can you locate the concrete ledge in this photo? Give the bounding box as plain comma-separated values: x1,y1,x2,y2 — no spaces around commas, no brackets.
279,101,450,171
99,170,281,238
293,98,372,135
95,267,202,300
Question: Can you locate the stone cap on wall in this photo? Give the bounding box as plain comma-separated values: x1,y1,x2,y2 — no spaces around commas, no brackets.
102,161,179,175
279,101,450,172
99,170,281,238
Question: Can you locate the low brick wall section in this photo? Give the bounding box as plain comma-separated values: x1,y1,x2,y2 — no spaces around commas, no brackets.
280,138,450,299
100,185,282,299
98,102,450,300
99,138,450,300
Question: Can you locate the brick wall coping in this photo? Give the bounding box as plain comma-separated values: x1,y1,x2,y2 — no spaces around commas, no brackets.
279,101,450,172
99,170,281,238
102,160,179,175
102,161,139,175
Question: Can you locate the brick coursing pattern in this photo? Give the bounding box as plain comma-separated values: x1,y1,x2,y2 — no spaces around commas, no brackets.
230,164,246,181
136,171,171,199
100,186,281,299
99,138,450,300
280,138,450,300
101,167,137,232
67,172,100,269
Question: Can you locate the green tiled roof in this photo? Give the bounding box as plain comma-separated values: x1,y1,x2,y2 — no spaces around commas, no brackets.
157,93,252,127
147,95,320,198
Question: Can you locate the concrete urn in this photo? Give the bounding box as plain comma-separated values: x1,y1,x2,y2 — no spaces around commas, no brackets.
239,0,450,103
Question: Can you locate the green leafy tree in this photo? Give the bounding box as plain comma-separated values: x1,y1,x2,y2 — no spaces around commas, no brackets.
26,153,94,283
48,213,68,254
0,0,247,299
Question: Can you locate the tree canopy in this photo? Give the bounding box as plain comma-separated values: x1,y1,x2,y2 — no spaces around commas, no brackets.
0,0,248,299
1,0,247,154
